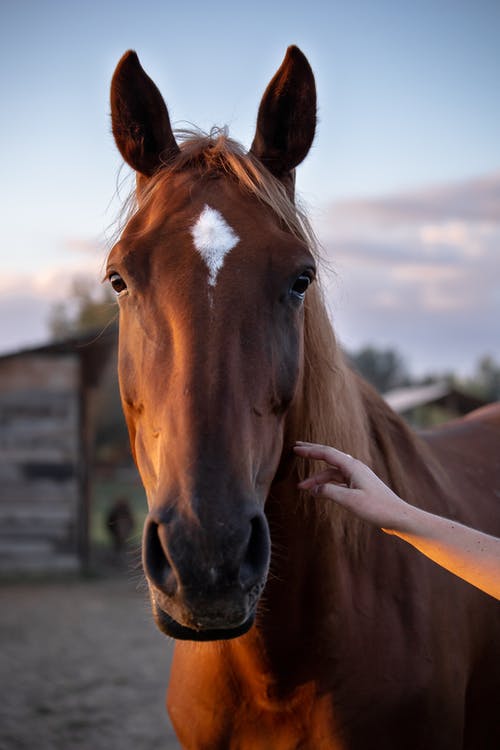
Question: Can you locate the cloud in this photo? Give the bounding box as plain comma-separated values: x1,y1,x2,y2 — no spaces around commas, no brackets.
323,172,500,226
418,220,497,260
63,236,106,256
317,171,500,374
0,261,101,301
0,258,104,355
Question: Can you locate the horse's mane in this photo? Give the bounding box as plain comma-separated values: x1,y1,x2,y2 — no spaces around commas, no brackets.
120,129,443,542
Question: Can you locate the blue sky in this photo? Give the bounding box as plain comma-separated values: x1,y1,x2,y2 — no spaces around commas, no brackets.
1,0,499,374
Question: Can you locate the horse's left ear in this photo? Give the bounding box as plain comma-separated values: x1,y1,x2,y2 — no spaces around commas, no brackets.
250,46,316,190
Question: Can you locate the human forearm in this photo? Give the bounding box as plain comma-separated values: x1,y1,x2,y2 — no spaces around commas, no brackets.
387,505,500,599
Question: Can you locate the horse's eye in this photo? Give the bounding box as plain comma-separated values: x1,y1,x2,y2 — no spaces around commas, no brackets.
108,272,127,294
290,273,312,300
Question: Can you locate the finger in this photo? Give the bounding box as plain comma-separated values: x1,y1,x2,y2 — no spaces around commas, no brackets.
294,443,355,472
311,482,361,508
298,467,347,489
294,441,329,455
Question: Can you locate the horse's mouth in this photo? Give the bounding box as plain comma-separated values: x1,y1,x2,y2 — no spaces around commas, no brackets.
152,599,256,641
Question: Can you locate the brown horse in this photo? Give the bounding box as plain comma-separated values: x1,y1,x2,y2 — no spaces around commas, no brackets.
108,47,500,749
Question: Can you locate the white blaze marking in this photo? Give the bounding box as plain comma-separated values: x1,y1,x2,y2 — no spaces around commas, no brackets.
190,205,240,286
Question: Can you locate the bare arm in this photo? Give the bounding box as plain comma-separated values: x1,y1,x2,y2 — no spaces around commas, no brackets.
294,442,500,600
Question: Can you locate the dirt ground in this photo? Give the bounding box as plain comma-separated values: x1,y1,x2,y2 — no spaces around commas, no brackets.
0,572,182,750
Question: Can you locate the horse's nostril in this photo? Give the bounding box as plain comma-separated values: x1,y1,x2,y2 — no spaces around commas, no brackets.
239,514,270,592
143,518,177,596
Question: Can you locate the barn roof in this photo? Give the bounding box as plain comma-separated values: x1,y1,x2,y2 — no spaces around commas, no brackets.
383,382,450,413
0,326,117,387
384,381,487,414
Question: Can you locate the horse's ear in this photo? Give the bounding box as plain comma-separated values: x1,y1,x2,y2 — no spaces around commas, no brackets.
250,46,316,188
110,51,179,177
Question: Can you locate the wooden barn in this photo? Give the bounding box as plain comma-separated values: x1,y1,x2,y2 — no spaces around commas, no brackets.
384,381,488,427
0,331,114,573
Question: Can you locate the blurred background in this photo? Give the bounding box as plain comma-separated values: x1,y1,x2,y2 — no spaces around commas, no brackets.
0,1,499,748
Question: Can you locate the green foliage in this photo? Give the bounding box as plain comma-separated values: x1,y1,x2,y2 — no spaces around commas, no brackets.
459,355,500,402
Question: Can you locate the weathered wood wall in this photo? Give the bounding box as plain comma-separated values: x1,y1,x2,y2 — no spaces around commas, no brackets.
0,330,115,574
0,352,83,572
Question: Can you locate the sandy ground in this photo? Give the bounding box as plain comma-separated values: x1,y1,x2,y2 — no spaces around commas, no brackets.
0,573,182,750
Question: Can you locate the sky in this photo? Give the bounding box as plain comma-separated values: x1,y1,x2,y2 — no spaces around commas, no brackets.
1,0,499,376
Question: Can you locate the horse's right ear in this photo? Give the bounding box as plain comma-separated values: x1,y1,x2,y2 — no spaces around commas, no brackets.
110,51,179,177
250,46,316,189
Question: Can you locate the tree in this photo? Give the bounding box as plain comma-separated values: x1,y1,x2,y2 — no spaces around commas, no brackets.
48,276,117,339
462,355,500,402
349,346,410,393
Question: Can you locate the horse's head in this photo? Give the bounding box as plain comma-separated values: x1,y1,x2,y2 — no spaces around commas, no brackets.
109,47,317,640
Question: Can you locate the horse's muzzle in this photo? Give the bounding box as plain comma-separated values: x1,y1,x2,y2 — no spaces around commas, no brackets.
142,509,270,640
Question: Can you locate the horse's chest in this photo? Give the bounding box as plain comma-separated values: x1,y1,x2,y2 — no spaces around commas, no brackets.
170,699,338,750
217,708,338,750
168,665,338,750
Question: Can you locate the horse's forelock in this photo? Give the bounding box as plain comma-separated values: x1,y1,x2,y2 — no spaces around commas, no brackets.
122,128,319,254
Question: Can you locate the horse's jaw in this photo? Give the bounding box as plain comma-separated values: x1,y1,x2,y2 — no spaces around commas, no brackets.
151,595,257,641
147,576,264,641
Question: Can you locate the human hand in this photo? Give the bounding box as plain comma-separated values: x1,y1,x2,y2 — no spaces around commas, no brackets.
294,442,412,531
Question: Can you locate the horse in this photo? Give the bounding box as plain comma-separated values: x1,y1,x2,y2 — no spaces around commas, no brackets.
107,46,500,749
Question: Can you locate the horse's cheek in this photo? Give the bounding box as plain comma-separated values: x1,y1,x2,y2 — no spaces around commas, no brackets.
274,321,303,414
